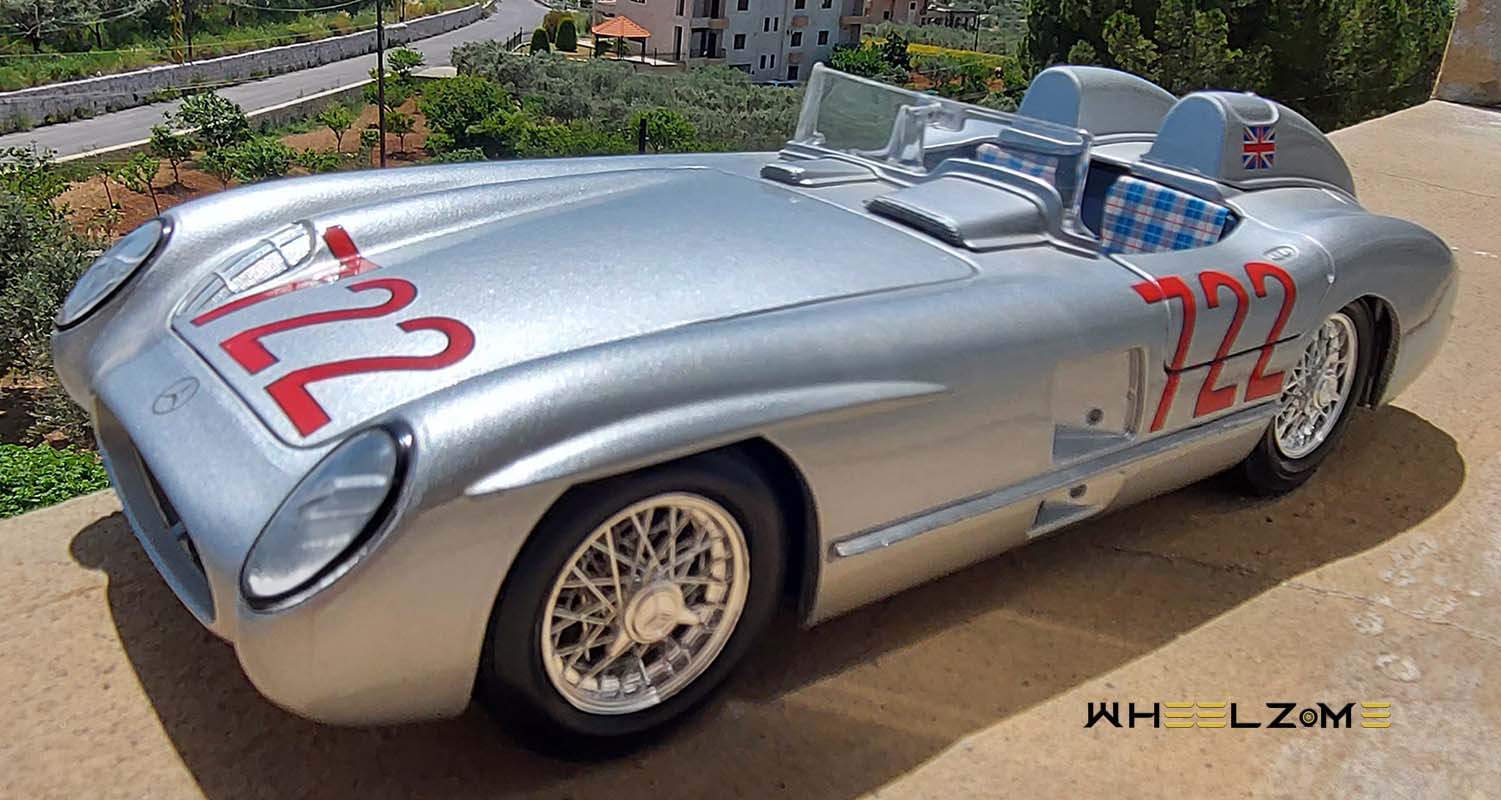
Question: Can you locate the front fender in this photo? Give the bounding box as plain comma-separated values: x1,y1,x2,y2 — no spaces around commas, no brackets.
463,380,948,497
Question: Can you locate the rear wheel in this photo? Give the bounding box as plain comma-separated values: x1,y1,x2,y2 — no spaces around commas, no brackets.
478,452,785,752
1237,302,1374,495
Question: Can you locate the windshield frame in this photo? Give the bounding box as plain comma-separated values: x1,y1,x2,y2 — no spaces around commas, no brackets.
788,64,1097,239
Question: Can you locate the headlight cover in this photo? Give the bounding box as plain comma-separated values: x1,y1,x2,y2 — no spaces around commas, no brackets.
56,218,165,328
242,428,404,604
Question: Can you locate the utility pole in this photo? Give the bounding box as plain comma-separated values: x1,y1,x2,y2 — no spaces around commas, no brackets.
185,0,195,61
376,0,388,167
170,0,185,62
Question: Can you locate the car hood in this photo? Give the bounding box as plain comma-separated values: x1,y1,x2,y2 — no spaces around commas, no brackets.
172,166,974,445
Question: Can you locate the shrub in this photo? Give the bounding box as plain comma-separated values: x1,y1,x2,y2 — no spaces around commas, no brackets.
880,32,912,71
0,444,111,518
295,148,344,173
0,188,96,376
543,10,568,38
224,137,295,183
530,27,551,54
555,18,578,52
171,91,251,152
628,107,697,153
428,147,486,163
0,146,71,204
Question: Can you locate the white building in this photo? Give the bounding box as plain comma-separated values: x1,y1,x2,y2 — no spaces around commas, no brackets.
594,0,866,82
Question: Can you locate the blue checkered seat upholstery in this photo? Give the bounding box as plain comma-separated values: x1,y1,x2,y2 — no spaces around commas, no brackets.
1098,174,1231,255
975,142,1058,184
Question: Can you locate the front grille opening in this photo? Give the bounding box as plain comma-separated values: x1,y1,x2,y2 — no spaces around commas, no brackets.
96,404,217,624
142,460,207,580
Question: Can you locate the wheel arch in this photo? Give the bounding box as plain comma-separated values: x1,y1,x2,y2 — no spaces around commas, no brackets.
1354,294,1400,407
489,436,821,648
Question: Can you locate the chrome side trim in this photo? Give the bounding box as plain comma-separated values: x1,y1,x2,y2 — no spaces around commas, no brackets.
830,403,1274,558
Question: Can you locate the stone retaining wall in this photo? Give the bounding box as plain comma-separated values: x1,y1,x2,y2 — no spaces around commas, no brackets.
1434,0,1501,106
0,3,483,129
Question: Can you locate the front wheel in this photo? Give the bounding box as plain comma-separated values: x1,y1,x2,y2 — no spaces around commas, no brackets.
478,451,785,752
1237,301,1375,495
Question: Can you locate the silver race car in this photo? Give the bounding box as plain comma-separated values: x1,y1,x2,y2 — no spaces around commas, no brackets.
53,65,1455,745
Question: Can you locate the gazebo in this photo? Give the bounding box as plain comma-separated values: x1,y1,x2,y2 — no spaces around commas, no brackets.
590,15,651,63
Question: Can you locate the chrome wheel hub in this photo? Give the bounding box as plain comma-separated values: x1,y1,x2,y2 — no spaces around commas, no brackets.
622,582,695,643
540,493,749,715
1274,312,1358,459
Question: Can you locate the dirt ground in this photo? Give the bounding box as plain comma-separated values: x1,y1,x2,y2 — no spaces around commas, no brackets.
0,101,1498,799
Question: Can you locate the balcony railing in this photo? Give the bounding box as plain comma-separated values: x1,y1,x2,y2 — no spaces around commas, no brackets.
690,0,725,18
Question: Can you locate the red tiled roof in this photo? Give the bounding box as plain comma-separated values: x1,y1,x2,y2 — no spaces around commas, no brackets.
591,15,651,38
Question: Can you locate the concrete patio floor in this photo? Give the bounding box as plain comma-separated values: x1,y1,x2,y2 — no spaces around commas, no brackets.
2,100,1499,799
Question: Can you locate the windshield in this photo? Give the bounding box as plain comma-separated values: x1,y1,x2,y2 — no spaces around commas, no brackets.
792,65,1092,224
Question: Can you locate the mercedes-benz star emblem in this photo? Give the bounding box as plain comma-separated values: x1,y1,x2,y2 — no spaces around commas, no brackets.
152,377,199,415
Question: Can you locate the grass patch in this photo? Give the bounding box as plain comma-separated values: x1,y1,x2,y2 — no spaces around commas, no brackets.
0,443,110,518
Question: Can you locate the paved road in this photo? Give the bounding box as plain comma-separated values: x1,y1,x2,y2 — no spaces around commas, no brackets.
2,102,1499,798
0,0,547,159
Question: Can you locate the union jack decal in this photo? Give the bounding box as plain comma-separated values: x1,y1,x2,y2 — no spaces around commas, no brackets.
1242,125,1276,170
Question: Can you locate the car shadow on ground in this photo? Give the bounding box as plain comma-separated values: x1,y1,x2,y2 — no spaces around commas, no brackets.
69,406,1464,800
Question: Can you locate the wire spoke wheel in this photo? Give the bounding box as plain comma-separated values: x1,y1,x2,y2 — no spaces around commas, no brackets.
540,493,750,715
1274,311,1358,459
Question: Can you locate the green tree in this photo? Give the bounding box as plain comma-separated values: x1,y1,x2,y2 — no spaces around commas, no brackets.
315,104,356,152
419,74,510,152
1101,10,1158,78
1065,39,1099,65
629,107,697,153
555,17,578,52
1150,0,1266,94
386,47,426,79
386,111,415,152
113,153,162,214
148,124,193,186
364,75,414,111
171,91,251,152
530,27,551,54
93,163,117,210
0,0,98,52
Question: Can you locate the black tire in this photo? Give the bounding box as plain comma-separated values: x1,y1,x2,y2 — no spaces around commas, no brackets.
477,450,786,754
1237,301,1376,495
